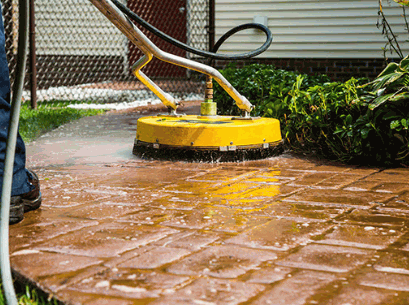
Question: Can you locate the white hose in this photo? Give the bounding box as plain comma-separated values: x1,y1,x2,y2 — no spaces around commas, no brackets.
0,0,29,302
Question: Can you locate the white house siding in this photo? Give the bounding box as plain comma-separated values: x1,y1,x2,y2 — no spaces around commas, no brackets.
215,0,409,58
35,0,127,56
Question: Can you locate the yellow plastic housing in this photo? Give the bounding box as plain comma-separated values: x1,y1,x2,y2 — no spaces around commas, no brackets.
136,115,282,150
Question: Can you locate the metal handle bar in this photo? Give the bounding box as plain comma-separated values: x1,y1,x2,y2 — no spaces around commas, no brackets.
89,0,254,114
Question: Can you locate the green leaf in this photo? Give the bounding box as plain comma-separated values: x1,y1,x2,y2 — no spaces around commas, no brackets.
369,92,398,110
361,129,370,139
394,0,409,7
391,120,401,130
389,92,409,101
372,72,403,91
400,55,409,70
346,114,353,125
384,72,405,86
377,62,399,79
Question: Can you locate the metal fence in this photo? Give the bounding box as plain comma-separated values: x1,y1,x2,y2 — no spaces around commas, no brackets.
2,0,210,105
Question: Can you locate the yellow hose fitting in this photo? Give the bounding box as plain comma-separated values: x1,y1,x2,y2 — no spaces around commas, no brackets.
201,76,217,116
201,101,217,116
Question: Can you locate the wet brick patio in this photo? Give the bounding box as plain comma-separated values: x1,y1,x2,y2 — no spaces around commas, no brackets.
10,102,409,304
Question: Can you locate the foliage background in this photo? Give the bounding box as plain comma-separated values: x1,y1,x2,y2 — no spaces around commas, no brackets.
214,63,409,166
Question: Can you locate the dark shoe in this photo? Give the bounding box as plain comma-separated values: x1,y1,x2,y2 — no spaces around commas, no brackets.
8,169,41,225
9,196,24,225
21,169,42,212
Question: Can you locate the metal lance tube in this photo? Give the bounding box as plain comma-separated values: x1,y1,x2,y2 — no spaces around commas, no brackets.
88,0,254,113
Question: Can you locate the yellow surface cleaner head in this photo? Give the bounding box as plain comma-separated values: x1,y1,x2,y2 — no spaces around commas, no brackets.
133,114,283,162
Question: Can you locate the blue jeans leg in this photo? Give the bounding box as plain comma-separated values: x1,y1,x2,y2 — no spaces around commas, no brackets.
0,2,32,197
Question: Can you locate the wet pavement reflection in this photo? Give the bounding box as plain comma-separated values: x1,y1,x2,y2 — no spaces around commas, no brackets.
10,106,409,304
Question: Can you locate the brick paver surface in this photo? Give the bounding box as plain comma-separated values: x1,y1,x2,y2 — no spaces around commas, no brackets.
10,104,409,304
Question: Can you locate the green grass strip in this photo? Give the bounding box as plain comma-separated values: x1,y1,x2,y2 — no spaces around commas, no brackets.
19,101,106,143
0,284,58,305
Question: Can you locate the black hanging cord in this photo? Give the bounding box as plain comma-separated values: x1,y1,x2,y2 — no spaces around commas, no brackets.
111,0,272,61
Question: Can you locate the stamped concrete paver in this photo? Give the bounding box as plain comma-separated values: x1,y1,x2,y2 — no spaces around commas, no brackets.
252,270,337,305
358,272,409,292
9,105,409,304
318,286,399,305
167,245,277,278
246,265,293,284
275,244,374,273
313,224,405,250
151,277,265,305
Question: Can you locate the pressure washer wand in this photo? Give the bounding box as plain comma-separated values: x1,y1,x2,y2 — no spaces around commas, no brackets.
89,0,256,115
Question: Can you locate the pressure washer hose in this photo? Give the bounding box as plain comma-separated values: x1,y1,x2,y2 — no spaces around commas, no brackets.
111,0,273,61
0,0,29,302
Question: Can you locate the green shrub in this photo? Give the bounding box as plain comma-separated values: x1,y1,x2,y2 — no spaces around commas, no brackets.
280,76,368,162
213,63,409,166
359,56,409,164
214,63,330,117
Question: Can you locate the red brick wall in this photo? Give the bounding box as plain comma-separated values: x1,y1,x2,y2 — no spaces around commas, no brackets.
213,58,395,82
